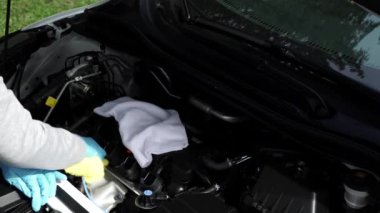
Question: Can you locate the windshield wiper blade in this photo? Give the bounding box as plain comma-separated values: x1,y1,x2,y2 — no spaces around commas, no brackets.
182,0,271,49
182,0,307,63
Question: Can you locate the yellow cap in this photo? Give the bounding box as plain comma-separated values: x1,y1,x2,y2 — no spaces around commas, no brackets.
45,96,57,108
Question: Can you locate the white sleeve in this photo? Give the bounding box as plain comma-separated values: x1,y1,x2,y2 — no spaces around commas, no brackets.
0,77,86,170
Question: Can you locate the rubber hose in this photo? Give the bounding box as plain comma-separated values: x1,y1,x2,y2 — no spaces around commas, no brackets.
202,156,232,171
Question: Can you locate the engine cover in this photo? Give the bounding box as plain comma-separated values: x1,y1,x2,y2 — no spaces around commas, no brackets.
242,166,329,213
153,193,237,213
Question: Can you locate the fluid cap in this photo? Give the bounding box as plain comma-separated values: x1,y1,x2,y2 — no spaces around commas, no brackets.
144,190,153,196
135,189,157,210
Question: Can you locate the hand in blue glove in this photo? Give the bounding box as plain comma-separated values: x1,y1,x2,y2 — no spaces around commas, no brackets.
1,167,67,212
82,137,106,159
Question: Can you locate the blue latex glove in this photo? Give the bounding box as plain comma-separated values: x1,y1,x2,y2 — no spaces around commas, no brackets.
82,137,106,159
1,167,67,212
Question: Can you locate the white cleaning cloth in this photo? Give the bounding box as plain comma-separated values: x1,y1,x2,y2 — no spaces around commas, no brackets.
94,97,188,168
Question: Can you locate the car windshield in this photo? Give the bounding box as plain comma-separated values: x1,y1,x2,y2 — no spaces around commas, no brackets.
189,0,380,71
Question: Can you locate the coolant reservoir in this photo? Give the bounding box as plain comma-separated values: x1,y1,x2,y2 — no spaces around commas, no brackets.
343,170,373,210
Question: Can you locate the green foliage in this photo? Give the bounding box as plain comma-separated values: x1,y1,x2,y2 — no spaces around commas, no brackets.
0,0,97,36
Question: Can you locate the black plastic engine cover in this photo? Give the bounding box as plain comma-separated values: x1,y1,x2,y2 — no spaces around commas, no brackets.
242,166,329,213
153,193,237,213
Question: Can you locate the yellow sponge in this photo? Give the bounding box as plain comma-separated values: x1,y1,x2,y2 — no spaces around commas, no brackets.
64,157,107,183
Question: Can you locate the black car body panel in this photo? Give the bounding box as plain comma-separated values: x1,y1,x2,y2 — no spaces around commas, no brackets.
0,0,380,212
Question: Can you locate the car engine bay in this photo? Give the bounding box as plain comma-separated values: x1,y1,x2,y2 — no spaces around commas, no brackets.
1,25,380,213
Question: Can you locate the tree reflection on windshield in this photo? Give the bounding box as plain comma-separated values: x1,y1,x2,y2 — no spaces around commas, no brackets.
218,0,380,73
189,0,380,78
